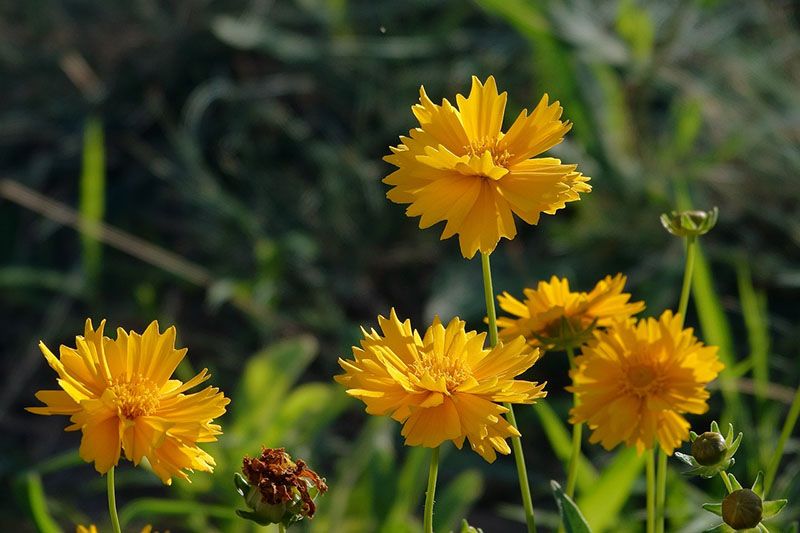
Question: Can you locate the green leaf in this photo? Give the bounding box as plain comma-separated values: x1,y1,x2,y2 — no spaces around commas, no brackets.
230,335,318,436
552,480,592,533
535,401,598,492
576,447,645,532
79,115,105,284
434,470,483,533
262,383,349,447
17,472,62,533
119,498,232,527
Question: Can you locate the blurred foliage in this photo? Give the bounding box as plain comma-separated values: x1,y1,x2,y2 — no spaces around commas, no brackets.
2,0,800,531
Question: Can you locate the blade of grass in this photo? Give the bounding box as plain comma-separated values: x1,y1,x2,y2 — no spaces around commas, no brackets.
18,472,63,533
79,115,105,283
577,447,645,532
535,400,599,493
736,260,769,406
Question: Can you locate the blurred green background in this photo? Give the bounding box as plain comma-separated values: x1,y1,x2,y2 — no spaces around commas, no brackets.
2,0,799,531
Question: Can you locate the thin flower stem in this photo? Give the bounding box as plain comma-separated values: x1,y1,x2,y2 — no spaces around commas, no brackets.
278,524,287,533
655,446,668,533
720,471,734,494
424,446,440,533
481,252,537,533
564,347,582,500
677,235,697,325
107,466,122,533
764,380,800,496
646,449,656,533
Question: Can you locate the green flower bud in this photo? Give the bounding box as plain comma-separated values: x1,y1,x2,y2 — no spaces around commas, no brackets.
660,207,718,238
722,489,763,530
691,431,727,466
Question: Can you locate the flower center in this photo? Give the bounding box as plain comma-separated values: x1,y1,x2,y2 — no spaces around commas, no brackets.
464,136,512,168
626,364,659,395
410,354,469,391
109,375,160,419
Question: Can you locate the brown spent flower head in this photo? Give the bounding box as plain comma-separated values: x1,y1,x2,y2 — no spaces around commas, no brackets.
242,448,328,519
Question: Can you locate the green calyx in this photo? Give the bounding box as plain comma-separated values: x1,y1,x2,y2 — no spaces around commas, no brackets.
660,206,718,238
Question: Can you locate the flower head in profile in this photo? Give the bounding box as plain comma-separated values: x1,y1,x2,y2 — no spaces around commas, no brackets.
336,309,547,462
497,274,644,351
569,310,723,455
29,320,230,484
384,76,591,258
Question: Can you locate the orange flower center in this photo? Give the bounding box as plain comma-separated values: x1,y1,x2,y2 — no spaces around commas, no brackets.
625,363,660,395
109,376,160,419
410,353,469,391
464,136,512,168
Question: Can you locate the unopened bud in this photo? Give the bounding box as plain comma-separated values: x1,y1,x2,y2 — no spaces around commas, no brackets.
691,431,727,466
722,489,763,530
660,207,718,238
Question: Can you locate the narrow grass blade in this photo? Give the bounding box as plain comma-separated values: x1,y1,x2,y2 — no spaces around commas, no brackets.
79,115,105,283
577,447,644,532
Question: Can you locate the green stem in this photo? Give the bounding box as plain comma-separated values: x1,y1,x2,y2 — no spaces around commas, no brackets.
107,466,122,533
481,252,536,533
677,235,697,325
764,380,800,496
564,347,582,500
278,524,287,533
646,449,655,533
720,471,734,494
655,447,668,533
423,447,440,533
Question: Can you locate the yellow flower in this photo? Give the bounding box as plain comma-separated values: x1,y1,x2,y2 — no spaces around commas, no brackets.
384,75,591,259
496,274,645,350
29,320,230,484
569,311,723,454
335,309,546,462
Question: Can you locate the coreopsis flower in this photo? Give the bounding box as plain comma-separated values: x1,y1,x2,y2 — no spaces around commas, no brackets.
29,319,230,484
496,274,644,351
336,309,547,462
569,310,723,455
384,75,591,259
234,447,327,527
703,472,787,532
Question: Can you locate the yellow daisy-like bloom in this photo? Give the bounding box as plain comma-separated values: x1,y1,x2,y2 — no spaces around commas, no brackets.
569,311,723,455
384,75,591,259
335,309,546,462
497,274,645,350
29,320,230,484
